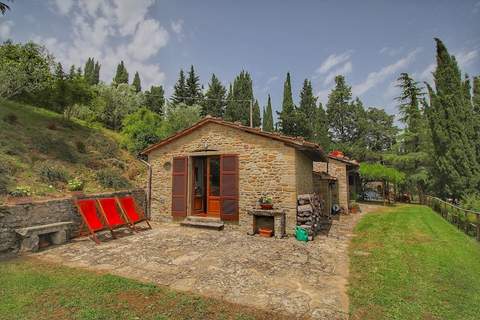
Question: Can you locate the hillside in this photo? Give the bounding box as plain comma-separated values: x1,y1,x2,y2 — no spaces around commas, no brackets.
0,99,145,204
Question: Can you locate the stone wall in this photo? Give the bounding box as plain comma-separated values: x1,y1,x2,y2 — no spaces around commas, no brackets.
148,122,313,234
314,160,348,209
295,150,314,195
0,189,145,254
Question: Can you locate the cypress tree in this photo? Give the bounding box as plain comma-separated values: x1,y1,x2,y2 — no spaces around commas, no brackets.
277,72,297,136
298,79,317,140
171,69,187,105
186,65,202,105
114,61,129,84
224,71,253,125
314,102,330,149
252,99,261,127
262,94,274,132
425,38,480,197
93,61,100,85
69,65,76,79
145,85,165,116
202,74,226,117
132,71,141,93
473,76,480,113
84,58,94,85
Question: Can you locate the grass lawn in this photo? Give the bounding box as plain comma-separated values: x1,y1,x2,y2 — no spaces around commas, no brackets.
0,258,285,320
349,204,480,320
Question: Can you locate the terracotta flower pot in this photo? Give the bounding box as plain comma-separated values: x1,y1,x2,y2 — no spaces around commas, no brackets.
260,203,273,210
259,228,273,237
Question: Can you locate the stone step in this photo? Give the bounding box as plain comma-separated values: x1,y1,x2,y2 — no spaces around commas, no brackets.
185,215,222,223
180,217,224,230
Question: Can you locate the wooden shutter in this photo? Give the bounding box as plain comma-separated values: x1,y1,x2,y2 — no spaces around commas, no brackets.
220,154,239,221
172,156,188,217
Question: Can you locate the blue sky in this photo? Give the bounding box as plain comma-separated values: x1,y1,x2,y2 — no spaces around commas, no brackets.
1,0,479,120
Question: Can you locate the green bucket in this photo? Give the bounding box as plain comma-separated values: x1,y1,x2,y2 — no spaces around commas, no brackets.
295,226,308,242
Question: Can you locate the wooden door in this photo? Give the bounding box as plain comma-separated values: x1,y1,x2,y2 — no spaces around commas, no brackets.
172,157,188,217
207,156,221,217
220,154,239,221
192,157,206,215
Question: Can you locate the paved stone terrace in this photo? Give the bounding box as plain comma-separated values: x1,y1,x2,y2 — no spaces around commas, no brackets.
33,204,379,319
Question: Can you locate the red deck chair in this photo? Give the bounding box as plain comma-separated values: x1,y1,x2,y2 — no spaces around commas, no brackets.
116,196,152,230
75,199,108,244
96,197,130,235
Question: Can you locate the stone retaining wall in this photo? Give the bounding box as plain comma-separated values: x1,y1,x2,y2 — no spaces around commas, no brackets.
0,189,145,254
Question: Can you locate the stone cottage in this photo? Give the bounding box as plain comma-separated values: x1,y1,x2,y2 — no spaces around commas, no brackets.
141,116,327,233
313,151,359,212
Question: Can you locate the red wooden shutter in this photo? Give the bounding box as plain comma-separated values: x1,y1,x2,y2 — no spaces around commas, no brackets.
171,156,188,217
220,154,239,221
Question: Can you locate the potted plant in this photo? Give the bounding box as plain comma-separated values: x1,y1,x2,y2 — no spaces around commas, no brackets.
259,195,273,210
67,177,85,196
349,201,361,214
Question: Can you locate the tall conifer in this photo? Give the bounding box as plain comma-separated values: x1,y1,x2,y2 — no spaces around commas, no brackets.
425,38,480,197
186,65,202,105
132,71,141,93
202,74,226,117
262,94,274,132
224,71,253,125
277,72,297,135
114,61,128,84
171,69,187,105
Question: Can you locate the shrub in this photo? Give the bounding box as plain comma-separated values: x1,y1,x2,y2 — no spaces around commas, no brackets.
461,193,480,212
33,134,77,163
96,168,131,190
88,136,119,159
2,113,18,124
9,186,32,197
67,177,84,191
37,161,69,183
0,175,9,194
75,141,87,154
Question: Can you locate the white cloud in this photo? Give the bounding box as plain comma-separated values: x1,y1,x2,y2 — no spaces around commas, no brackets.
352,48,421,96
316,51,352,74
37,0,168,88
266,76,278,85
0,20,13,40
52,0,74,15
171,19,184,34
379,46,403,56
128,19,169,61
323,61,352,85
455,49,478,69
113,0,154,36
418,63,435,82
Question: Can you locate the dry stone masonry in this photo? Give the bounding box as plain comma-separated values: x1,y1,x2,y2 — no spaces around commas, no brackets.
297,193,326,240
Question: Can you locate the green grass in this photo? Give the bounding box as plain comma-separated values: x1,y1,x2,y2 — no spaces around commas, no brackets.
349,205,480,320
0,99,144,202
0,258,284,320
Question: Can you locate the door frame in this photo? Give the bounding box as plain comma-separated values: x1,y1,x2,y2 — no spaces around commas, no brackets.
190,155,221,218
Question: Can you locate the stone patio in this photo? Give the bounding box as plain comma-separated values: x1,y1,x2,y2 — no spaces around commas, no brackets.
32,204,380,319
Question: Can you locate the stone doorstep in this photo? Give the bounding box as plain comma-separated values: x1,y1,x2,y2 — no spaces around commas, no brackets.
15,221,74,253
180,216,224,230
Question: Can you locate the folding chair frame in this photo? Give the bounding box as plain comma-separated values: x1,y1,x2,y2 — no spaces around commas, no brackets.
96,197,132,236
116,195,152,231
74,198,113,244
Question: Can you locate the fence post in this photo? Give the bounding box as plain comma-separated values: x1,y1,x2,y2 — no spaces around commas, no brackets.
476,214,480,242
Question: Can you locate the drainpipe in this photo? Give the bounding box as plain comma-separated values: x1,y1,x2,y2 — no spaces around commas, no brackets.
138,157,152,219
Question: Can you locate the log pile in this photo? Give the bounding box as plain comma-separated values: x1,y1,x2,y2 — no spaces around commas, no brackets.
296,193,326,240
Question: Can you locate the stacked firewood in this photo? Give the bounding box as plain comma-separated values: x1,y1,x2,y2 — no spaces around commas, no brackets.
297,193,326,240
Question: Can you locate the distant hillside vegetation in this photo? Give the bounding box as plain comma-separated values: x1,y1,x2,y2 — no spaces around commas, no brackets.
0,99,145,203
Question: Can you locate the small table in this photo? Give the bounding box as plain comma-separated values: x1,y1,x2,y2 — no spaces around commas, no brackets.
15,221,73,252
247,209,286,239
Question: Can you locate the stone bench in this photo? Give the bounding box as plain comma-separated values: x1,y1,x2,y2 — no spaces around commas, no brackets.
15,221,73,252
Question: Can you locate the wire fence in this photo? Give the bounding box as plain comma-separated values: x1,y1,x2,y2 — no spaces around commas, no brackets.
424,195,480,241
